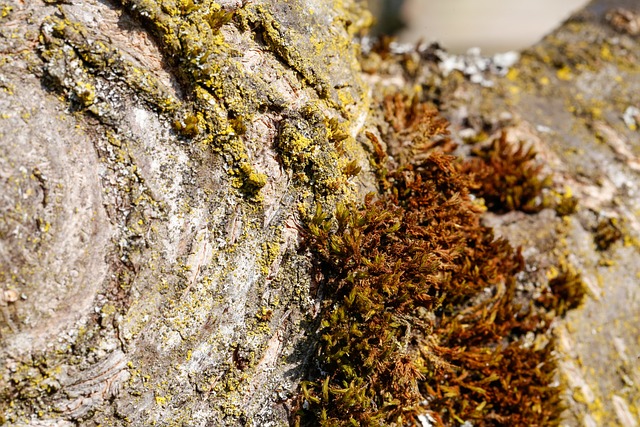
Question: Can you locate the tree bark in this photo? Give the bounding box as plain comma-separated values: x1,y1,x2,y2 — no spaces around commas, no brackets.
0,0,638,426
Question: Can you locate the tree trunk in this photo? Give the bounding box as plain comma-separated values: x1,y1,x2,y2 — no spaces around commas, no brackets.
0,0,638,426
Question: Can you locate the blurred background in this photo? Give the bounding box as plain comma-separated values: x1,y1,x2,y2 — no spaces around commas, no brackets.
368,0,589,54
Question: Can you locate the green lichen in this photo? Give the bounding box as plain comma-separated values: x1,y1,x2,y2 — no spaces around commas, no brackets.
39,14,180,113
118,0,354,201
238,161,267,193
242,5,329,99
26,1,372,424
173,112,200,137
260,241,281,276
274,104,351,196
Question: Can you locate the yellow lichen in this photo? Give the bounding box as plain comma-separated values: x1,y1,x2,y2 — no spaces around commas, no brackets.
556,66,573,81
0,4,12,18
260,241,280,276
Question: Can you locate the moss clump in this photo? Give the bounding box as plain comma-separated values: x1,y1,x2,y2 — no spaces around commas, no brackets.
537,261,587,317
460,132,552,213
294,129,566,425
382,93,457,164
554,192,578,217
593,217,623,251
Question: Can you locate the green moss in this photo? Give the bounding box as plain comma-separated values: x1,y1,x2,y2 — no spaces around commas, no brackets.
39,0,369,208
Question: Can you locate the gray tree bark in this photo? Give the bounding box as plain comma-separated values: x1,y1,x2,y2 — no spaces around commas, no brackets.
0,0,638,426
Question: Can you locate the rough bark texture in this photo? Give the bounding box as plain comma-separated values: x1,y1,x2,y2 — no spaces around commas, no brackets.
0,0,375,425
0,0,638,426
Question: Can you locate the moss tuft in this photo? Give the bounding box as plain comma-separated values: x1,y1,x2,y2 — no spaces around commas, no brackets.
554,191,578,217
460,132,552,213
537,261,587,317
593,217,623,251
382,93,457,165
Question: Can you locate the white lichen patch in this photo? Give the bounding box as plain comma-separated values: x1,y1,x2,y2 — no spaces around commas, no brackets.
436,46,520,87
622,106,640,130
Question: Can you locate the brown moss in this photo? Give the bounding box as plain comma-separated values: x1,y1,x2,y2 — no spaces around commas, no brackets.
536,261,587,317
593,218,623,251
460,132,552,213
382,93,457,165
294,100,568,426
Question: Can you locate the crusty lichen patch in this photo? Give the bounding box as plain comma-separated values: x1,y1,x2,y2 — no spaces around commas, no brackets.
40,13,180,113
